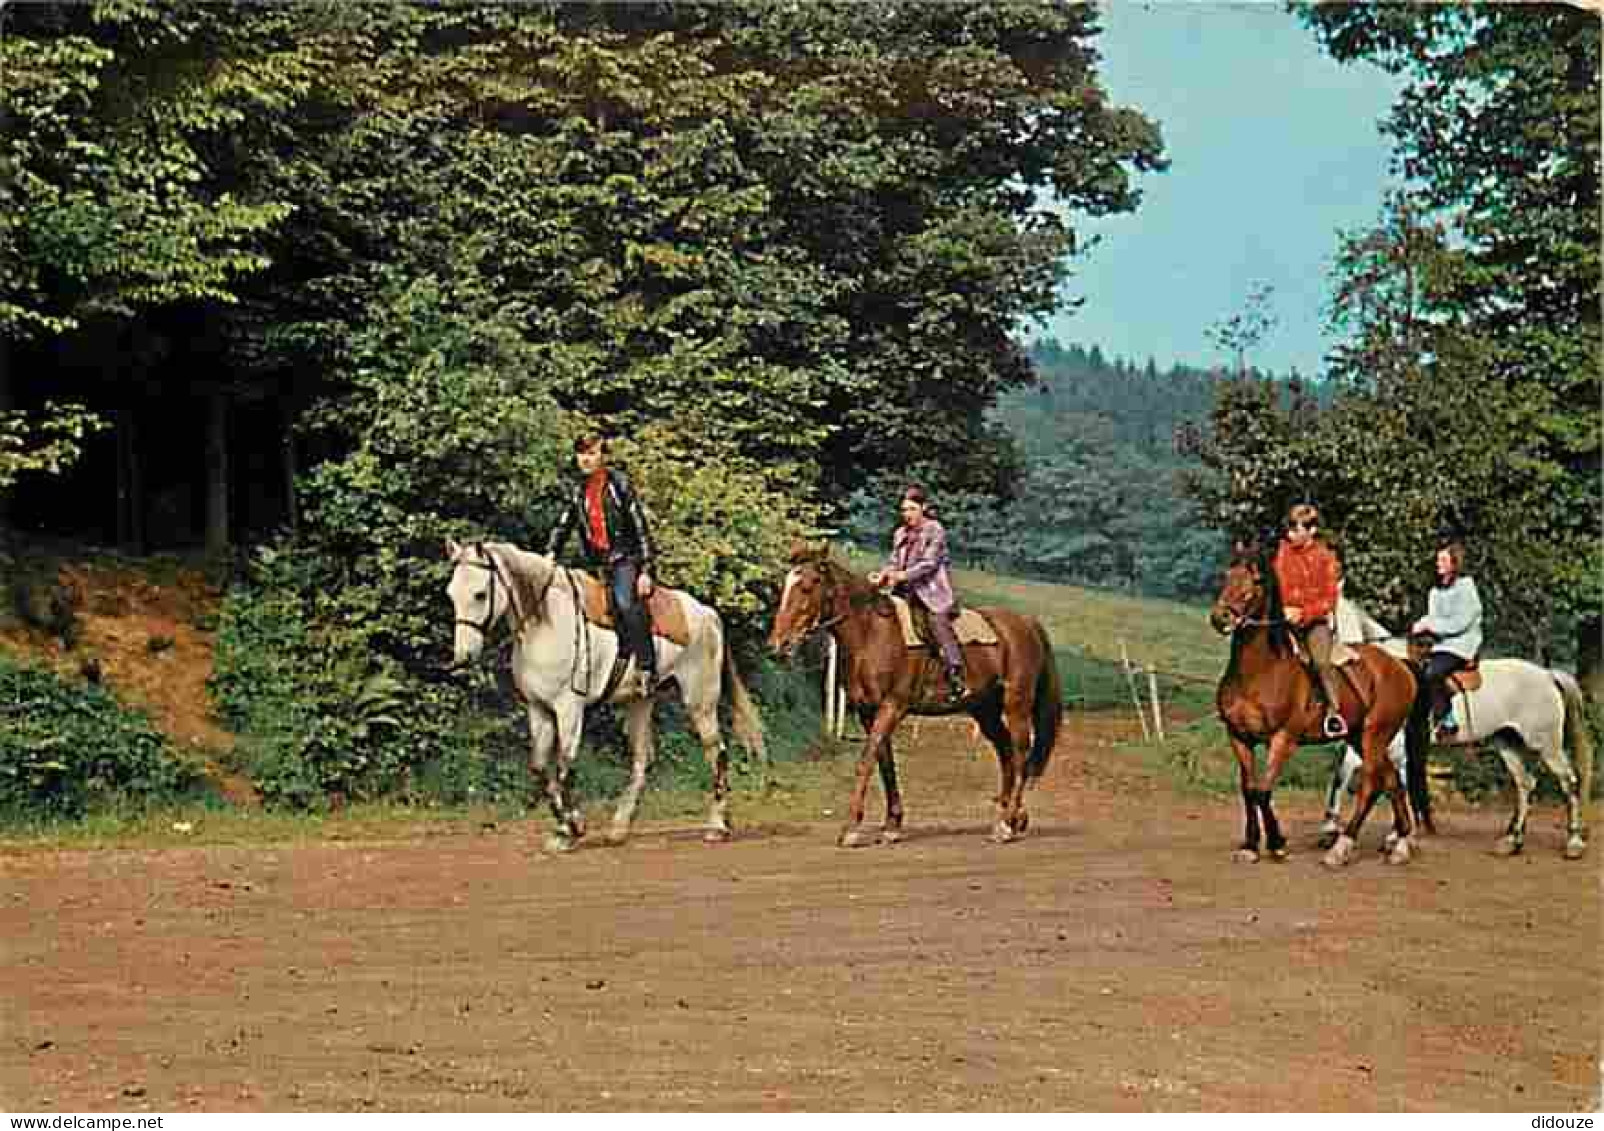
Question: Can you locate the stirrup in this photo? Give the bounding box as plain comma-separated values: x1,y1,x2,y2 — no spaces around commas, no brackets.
1323,714,1348,739
945,669,969,704
635,670,655,698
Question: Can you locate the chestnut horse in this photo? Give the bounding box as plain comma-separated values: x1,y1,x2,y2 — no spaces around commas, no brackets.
768,546,1063,846
1209,544,1418,868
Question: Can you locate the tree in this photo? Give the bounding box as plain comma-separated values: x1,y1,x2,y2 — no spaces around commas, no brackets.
1295,3,1601,679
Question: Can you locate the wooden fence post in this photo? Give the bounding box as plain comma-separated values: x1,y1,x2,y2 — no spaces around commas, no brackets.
1120,639,1152,741
1147,663,1166,741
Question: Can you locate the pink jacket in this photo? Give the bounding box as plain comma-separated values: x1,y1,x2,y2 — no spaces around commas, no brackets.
885,519,956,614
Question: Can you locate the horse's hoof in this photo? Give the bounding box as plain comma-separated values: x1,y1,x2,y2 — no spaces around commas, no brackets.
1564,838,1587,860
1267,846,1289,862
838,827,872,849
702,826,733,844
1492,836,1522,857
605,824,631,846
1381,831,1399,854
878,827,903,845
543,833,577,854
990,822,1016,844
1322,835,1356,869
1387,838,1412,865
1013,813,1030,835
1232,848,1260,864
1316,827,1339,850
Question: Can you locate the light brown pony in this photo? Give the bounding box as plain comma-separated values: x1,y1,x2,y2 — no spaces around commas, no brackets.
768,545,1063,846
1209,543,1419,867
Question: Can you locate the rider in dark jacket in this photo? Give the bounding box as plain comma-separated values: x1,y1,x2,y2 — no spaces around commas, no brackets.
545,435,659,696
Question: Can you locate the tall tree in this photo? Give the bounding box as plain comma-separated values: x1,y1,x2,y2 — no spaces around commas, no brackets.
1285,4,1601,677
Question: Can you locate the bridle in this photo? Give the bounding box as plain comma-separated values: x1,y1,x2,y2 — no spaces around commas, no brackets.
452,542,597,693
452,542,555,648
785,562,851,645
1213,566,1285,636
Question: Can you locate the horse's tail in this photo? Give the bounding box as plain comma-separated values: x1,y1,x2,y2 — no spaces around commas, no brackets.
1027,620,1064,781
1553,670,1594,809
723,641,769,769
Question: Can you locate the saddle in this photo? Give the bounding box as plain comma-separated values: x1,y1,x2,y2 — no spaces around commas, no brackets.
889,596,998,648
572,571,692,646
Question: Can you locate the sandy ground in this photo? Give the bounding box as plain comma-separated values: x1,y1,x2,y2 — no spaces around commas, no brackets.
2,712,1599,1112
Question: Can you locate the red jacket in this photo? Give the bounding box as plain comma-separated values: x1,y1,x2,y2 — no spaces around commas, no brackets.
1272,538,1340,622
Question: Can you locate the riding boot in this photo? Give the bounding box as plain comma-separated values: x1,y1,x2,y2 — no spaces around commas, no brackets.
1317,667,1348,739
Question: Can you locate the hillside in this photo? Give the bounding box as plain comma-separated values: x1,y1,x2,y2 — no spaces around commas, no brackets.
4,546,1226,759
1,549,253,802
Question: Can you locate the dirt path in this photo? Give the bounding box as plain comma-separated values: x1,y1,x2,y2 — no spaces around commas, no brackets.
3,713,1599,1111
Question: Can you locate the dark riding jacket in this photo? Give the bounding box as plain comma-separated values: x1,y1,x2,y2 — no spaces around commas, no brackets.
545,468,657,571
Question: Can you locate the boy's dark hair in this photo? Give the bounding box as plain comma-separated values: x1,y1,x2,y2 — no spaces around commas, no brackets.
574,434,606,454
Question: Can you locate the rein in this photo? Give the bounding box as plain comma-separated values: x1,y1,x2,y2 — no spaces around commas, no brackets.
454,542,555,653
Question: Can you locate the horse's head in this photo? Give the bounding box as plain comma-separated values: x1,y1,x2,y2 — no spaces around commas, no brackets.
1209,543,1269,636
768,543,838,658
445,539,515,665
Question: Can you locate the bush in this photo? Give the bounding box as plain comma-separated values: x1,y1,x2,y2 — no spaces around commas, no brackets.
211,546,523,809
0,653,200,817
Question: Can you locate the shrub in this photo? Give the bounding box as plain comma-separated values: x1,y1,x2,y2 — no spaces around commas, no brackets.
0,653,200,817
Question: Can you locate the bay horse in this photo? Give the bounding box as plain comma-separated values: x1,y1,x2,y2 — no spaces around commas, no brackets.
1319,600,1594,860
767,545,1063,846
1209,543,1418,867
445,539,765,852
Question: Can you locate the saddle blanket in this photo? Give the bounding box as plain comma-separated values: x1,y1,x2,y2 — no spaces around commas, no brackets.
890,596,998,648
574,572,692,646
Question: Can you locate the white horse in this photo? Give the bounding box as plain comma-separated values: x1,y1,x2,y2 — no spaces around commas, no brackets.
1322,596,1594,860
445,539,766,852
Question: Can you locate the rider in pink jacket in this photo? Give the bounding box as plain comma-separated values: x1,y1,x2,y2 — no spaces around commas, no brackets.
868,485,967,704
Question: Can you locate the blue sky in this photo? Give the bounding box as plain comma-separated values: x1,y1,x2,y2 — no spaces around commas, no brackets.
1041,2,1406,377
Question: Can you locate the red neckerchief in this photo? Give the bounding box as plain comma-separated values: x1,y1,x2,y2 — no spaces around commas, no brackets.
584,469,610,553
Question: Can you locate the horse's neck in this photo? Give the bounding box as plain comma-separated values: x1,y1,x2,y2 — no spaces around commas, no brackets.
488,543,560,630
1228,621,1291,679
827,578,891,659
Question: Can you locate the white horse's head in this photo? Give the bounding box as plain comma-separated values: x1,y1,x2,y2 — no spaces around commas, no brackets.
445,539,512,665
445,539,560,665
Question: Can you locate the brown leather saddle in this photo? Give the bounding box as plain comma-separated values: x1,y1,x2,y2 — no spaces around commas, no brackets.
572,571,692,646
1405,635,1481,715
889,596,998,648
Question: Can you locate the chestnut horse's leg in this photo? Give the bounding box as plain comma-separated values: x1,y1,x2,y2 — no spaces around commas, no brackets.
841,701,908,848
1229,732,1263,862
1255,730,1300,860
998,681,1038,841
875,730,904,843
973,703,1020,843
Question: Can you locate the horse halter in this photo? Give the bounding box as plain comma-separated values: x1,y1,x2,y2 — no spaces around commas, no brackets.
454,544,509,643
781,562,848,649
1213,565,1280,635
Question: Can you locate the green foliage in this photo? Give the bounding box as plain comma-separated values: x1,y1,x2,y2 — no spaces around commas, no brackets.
0,652,200,817
598,428,819,632
1285,5,1602,662
210,546,525,809
850,340,1267,599
0,402,108,492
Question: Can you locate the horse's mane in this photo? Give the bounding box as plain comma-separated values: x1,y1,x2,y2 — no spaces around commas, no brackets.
479,540,556,625
789,545,892,615
1243,542,1292,656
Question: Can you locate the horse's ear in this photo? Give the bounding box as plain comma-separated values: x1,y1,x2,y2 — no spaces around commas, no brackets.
446,538,462,560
